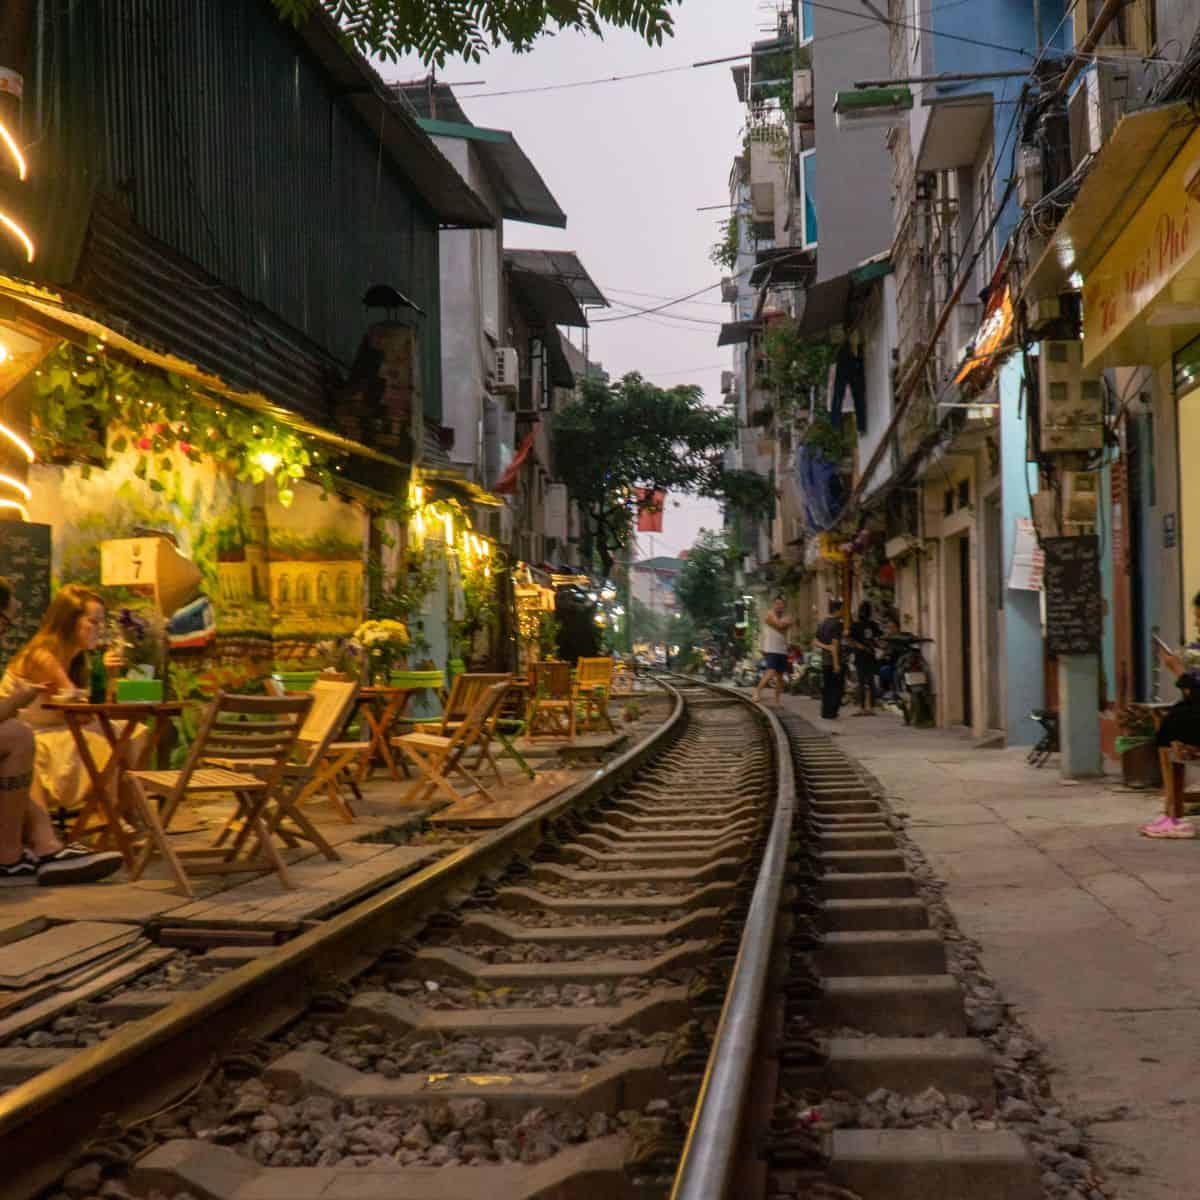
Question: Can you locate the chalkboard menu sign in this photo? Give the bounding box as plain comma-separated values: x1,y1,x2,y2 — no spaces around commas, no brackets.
0,522,52,661
1043,535,1103,657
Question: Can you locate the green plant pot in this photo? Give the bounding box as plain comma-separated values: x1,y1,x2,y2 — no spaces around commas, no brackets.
276,670,320,693
390,669,445,690
448,659,466,680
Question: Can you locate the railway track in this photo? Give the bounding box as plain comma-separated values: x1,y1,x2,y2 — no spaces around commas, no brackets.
0,684,1067,1200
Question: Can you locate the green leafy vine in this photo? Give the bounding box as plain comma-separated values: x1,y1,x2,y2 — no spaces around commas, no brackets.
31,340,339,505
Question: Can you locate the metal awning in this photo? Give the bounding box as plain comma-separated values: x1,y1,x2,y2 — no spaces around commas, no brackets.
503,250,607,307
1022,101,1198,304
0,276,407,469
507,267,587,328
797,274,850,336
916,92,994,173
417,119,567,228
419,465,506,507
718,320,762,347
749,248,816,288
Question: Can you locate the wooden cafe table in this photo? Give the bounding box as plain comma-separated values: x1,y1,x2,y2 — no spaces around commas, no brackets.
44,699,184,869
353,685,418,784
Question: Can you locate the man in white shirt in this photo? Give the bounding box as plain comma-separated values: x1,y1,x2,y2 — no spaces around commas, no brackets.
753,594,793,706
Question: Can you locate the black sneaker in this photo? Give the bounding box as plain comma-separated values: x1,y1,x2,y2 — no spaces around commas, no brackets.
36,842,123,885
0,850,39,886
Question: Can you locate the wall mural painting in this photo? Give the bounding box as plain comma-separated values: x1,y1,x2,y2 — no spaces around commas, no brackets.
24,447,368,693
266,484,367,670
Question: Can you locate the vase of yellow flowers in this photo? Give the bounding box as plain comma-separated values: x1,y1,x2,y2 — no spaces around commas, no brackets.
352,619,411,685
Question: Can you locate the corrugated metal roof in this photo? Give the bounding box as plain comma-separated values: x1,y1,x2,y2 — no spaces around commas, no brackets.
296,13,492,229
504,250,608,308
18,0,459,423
418,120,567,229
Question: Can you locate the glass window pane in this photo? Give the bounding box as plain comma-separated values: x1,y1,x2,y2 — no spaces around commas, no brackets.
803,151,818,247
801,0,813,41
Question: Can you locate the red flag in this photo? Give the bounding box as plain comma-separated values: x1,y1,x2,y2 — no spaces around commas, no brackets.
636,487,667,533
493,426,538,495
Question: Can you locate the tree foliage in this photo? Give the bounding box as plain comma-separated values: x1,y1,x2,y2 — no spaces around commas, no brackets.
551,373,732,580
270,0,677,64
674,530,737,642
629,596,672,646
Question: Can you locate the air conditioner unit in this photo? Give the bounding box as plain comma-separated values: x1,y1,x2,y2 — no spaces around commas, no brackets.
494,347,519,393
1016,142,1044,209
793,68,814,115
1067,60,1133,169
1038,339,1104,453
721,277,739,303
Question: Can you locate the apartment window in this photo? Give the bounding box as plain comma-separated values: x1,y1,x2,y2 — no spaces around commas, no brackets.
799,0,813,43
800,149,818,249
975,151,996,290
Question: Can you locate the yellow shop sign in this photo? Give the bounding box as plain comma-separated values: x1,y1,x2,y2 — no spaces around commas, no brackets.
1084,127,1200,367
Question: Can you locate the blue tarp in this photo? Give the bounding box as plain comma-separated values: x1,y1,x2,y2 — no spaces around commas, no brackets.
795,443,845,532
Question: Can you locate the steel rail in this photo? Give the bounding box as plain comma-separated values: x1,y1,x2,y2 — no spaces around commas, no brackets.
0,680,684,1200
669,684,796,1200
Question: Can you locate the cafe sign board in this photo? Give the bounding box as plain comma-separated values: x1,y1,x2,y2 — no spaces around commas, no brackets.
1083,128,1200,368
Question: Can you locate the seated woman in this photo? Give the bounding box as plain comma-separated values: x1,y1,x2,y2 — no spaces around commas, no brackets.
0,578,123,883
0,584,146,831
1141,592,1200,839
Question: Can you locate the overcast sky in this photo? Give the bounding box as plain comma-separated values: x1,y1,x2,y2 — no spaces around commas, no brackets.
385,0,764,558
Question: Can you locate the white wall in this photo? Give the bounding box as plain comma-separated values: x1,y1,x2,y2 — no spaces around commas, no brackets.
434,136,504,477
856,274,898,496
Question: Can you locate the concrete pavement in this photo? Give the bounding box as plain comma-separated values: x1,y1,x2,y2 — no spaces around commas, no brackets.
779,693,1194,1200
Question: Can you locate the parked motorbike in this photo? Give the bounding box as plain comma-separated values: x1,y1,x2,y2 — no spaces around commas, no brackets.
886,633,935,727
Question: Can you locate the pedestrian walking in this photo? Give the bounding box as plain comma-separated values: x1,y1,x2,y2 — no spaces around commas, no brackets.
848,600,882,716
815,599,844,720
753,594,793,706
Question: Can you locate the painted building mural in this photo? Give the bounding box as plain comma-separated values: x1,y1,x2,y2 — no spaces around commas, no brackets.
22,437,368,689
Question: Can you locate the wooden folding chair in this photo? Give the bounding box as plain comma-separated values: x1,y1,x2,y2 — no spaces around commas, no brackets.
392,681,510,808
526,660,575,739
128,692,313,897
574,657,616,733
413,673,511,737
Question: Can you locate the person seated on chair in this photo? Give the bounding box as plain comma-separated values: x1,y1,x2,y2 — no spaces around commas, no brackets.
1141,594,1200,839
0,583,148,840
0,578,122,885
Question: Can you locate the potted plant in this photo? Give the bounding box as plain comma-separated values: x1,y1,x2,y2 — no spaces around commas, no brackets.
1116,706,1161,788
352,619,411,685
622,700,642,724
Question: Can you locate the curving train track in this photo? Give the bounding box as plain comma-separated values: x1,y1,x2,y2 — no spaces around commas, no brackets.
0,681,1053,1200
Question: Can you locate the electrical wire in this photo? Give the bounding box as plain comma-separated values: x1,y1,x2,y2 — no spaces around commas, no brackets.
457,0,1029,102
604,300,723,328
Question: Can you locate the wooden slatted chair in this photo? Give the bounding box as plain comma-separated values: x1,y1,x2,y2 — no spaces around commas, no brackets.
526,660,575,739
128,692,313,897
392,681,510,808
413,673,511,738
574,657,616,733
